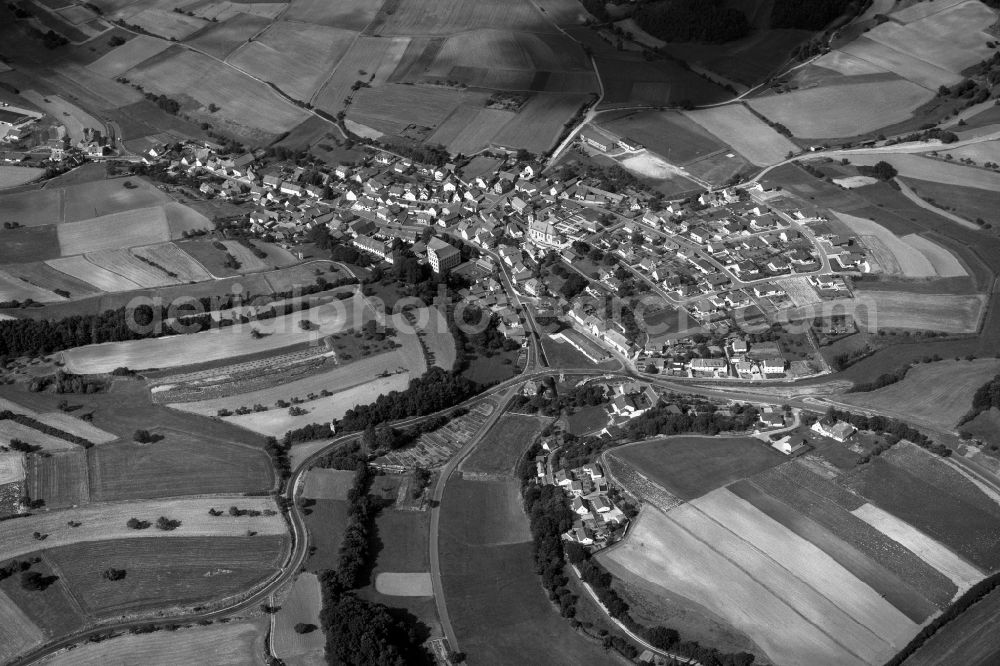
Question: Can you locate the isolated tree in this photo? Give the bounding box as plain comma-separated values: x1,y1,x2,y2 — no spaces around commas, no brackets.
156,516,181,531
103,568,127,581
126,518,151,530
293,623,317,634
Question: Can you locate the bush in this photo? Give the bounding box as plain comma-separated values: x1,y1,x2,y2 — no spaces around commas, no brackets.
126,518,151,530
156,516,181,531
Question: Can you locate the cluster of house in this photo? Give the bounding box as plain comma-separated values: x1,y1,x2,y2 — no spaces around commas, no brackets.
535,460,628,548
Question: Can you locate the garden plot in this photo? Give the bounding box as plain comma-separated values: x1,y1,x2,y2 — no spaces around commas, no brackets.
85,249,181,288
683,105,797,166
87,35,173,78
776,276,820,307
748,79,934,138
375,572,432,596
56,207,171,256
227,21,357,100
131,242,213,282
0,496,285,562
45,256,142,292
62,295,374,373
0,270,64,303
0,590,44,666
220,240,268,272
0,453,25,485
374,400,495,469
273,573,324,663
852,503,982,592
601,506,873,666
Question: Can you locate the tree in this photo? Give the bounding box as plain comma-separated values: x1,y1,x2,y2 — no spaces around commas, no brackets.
293,623,317,634
21,571,57,591
103,568,127,581
155,516,181,531
126,518,151,530
858,160,898,181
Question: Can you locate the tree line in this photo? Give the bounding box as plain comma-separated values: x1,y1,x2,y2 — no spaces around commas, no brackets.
962,373,1000,424
633,0,750,44
0,411,95,448
823,407,950,458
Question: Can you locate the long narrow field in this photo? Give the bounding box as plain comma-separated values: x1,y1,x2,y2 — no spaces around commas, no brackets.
0,270,65,304
273,572,324,663
84,248,180,288
838,359,1000,428
847,153,1000,191
0,496,285,562
62,294,373,374
87,35,173,78
46,536,287,616
819,290,987,333
185,13,272,60
56,207,171,256
2,263,102,300
0,397,117,444
44,256,142,293
460,413,549,475
0,421,78,452
131,242,213,282
27,450,90,508
683,104,798,166
39,619,267,666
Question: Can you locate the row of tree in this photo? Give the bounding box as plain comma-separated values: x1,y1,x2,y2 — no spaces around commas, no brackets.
0,411,94,448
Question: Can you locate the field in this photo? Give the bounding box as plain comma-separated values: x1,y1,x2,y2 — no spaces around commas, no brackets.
847,153,1000,192
0,269,67,303
371,0,552,35
903,585,1000,666
302,499,351,573
128,8,207,40
301,468,356,500
439,477,612,664
44,256,142,292
842,458,1000,571
683,105,798,167
0,453,24,485
311,36,411,114
131,242,213,282
902,178,1000,226
40,619,267,666
185,13,272,60
375,572,433,596
62,295,373,373
85,248,180,288
227,22,357,100
460,414,548,475
439,107,518,155
0,589,45,665
0,421,78,452
87,35,173,78
838,359,1000,428
348,85,489,136
26,450,90,508
56,207,171,256
273,572,324,663
0,556,85,638
0,166,43,189
125,46,311,138
0,225,60,264
883,443,1000,518
492,93,590,153
281,0,379,28
850,289,986,333
0,178,171,228
0,495,285,562
220,239,269,272
46,536,286,616
832,212,964,278
611,436,784,501
599,110,726,165
89,438,274,500
600,498,911,666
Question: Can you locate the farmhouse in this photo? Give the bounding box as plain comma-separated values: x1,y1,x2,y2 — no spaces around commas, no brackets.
811,418,856,442
771,434,808,455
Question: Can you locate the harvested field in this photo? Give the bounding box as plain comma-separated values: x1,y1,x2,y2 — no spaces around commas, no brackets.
602,505,875,666
901,234,967,277
883,442,1000,518
227,22,357,100
311,36,410,113
442,108,517,155
301,468,356,500
0,225,60,264
87,35,172,78
599,110,725,164
843,458,1000,572
852,290,985,333
128,8,207,40
749,79,933,138
56,207,171,256
460,414,548,475
903,584,1000,666
348,85,487,135
0,166,43,189
0,453,24,485
839,359,1000,428
62,295,374,373
493,92,590,153
612,436,783,501
847,153,1000,191
0,496,285,562
38,620,266,666
0,269,65,303
273,572,323,662
746,464,958,607
26,450,90,508
44,256,142,292
439,477,610,665
89,438,274,500
852,502,983,591
813,50,895,78
0,589,45,665
85,248,180,288
283,0,379,28
126,47,310,135
221,239,269,272
185,13,271,60
375,572,432,596
131,242,213,282
683,105,797,166
694,488,918,647
48,536,286,616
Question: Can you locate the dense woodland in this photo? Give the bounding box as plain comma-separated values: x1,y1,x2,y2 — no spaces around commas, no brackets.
634,0,750,44
962,373,1000,424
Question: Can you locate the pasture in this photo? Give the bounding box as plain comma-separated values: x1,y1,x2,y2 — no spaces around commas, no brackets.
56,207,171,256
227,22,357,100
131,242,213,282
492,93,590,153
848,153,1000,191
27,450,90,508
0,495,285,562
89,438,274,500
62,295,374,373
0,225,60,264
0,270,66,303
683,105,797,167
302,499,351,573
185,13,272,60
311,36,410,113
0,589,45,665
749,79,933,138
843,458,1000,572
460,414,549,475
348,85,489,136
301,468,356,500
883,442,1000,519
220,239,269,272
0,556,85,637
838,359,1000,428
87,35,172,78
47,536,286,616
901,178,1000,228
441,108,518,155
0,166,43,189
903,585,1000,666
45,256,142,292
40,619,267,666
273,572,324,662
611,436,783,501
371,0,551,36
439,477,611,664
